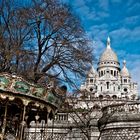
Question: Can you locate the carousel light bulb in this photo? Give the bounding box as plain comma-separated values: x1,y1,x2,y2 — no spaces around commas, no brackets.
1,95,7,99
35,115,40,121
8,96,15,101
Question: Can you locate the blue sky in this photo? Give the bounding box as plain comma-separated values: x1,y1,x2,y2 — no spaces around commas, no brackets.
11,0,140,92
62,0,140,92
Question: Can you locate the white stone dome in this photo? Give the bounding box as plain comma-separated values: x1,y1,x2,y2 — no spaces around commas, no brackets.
99,48,118,62
99,37,118,63
121,60,130,77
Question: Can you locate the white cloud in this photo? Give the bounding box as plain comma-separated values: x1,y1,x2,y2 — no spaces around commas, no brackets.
111,0,122,3
90,39,106,67
90,24,108,30
110,26,140,44
99,0,109,11
86,11,109,21
125,0,134,7
93,39,105,55
110,28,130,39
69,0,110,21
98,11,109,18
123,15,140,26
88,24,109,41
73,0,86,7
88,24,108,36
127,2,140,13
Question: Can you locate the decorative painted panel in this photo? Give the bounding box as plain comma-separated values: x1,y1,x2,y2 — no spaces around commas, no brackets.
32,87,45,97
14,81,30,93
0,76,9,89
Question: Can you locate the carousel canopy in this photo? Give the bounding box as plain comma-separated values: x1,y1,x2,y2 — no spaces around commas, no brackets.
0,73,66,110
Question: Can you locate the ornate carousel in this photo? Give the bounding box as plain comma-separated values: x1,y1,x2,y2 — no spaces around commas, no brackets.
0,73,66,140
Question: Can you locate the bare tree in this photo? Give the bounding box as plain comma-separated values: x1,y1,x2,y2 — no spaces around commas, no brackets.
65,90,125,140
62,90,102,140
0,0,34,74
0,0,93,85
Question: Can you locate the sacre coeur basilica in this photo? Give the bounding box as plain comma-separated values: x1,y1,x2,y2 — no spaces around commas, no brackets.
46,37,140,140
80,37,138,100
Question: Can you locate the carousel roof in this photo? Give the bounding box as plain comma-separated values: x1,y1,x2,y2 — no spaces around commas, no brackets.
0,73,66,109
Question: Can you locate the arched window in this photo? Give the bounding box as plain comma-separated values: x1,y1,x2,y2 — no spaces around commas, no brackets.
90,79,93,83
95,85,98,90
106,82,109,89
112,95,117,99
101,71,103,76
111,70,113,75
114,71,116,76
105,95,110,99
118,86,120,90
124,79,127,83
99,95,103,99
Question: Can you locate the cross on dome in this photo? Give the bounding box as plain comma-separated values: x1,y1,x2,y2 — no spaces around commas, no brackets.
107,36,110,42
123,60,126,67
107,36,111,49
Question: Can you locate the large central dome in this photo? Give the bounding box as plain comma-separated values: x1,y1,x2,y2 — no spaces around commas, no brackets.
97,37,120,71
99,37,118,63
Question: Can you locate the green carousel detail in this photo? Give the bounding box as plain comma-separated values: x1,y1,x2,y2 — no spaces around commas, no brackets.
0,73,66,140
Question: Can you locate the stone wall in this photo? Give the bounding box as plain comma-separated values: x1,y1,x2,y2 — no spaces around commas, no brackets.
99,102,140,140
100,127,140,140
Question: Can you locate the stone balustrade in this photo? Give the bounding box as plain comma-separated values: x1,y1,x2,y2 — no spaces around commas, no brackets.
103,102,140,114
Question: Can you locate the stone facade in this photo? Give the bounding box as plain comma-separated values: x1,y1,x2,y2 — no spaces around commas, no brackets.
81,37,138,100
99,103,140,140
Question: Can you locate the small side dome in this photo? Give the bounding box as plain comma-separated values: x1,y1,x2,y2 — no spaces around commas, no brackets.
121,60,130,77
87,66,97,77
